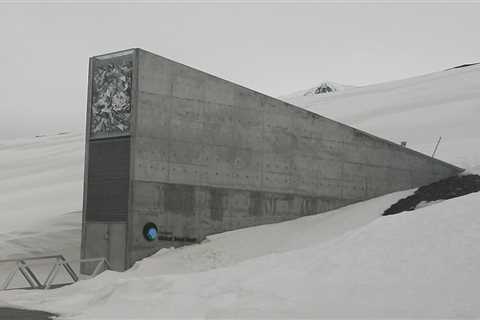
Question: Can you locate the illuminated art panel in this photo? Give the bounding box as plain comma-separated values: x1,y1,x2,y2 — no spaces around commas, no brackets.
90,59,133,139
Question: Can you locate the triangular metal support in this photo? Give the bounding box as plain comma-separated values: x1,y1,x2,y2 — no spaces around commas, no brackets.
0,255,110,290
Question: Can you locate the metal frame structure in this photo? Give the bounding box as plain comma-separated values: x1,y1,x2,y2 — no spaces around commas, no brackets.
0,255,110,290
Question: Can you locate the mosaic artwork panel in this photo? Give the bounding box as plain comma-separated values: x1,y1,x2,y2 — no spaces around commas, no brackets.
91,60,133,138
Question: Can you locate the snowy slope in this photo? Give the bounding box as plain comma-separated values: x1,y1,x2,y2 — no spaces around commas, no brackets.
282,64,480,172
0,64,479,318
0,133,83,261
0,133,84,288
0,133,83,234
1,191,479,318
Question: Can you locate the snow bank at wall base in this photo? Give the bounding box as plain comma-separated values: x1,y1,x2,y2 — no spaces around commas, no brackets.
1,191,480,318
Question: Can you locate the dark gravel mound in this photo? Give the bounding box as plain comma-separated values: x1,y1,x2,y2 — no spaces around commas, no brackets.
383,174,480,216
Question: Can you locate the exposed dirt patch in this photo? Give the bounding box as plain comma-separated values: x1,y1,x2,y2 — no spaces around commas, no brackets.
383,174,480,216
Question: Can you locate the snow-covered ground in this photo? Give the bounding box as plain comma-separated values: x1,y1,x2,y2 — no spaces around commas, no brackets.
0,133,83,260
0,133,83,233
0,64,479,318
1,191,479,318
282,64,480,173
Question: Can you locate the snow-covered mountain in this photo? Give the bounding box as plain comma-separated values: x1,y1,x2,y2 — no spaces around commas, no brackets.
0,63,480,318
280,81,355,99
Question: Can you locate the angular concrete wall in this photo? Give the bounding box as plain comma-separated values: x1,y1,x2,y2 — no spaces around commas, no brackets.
82,48,463,271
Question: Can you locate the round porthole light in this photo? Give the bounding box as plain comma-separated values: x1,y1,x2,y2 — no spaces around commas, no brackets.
143,223,158,241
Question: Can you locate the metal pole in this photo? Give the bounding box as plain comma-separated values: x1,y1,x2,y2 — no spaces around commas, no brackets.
44,263,60,289
43,261,60,288
432,136,442,158
91,259,106,278
22,265,43,289
18,261,36,289
58,256,79,282
2,267,18,290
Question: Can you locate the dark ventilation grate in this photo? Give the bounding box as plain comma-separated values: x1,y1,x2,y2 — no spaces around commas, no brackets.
86,138,130,221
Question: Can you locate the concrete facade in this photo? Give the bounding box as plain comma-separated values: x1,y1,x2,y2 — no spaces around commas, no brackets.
82,48,463,272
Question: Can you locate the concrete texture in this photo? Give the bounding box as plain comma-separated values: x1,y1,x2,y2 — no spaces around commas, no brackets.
82,222,126,273
81,48,463,271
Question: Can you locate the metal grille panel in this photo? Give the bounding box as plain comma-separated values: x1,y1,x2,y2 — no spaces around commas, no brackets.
86,138,130,221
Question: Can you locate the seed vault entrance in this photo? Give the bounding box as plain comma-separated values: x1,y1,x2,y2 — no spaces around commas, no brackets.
81,48,463,272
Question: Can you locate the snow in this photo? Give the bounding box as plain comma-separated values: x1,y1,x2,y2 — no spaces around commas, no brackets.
0,133,83,288
1,64,480,318
1,191,479,318
282,64,480,171
0,133,83,235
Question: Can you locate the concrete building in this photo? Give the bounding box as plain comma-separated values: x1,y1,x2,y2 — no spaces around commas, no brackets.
81,48,462,272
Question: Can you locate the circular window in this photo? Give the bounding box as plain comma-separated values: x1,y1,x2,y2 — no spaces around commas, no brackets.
143,222,158,241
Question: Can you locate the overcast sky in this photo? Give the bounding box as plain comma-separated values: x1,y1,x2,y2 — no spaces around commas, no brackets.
0,2,479,139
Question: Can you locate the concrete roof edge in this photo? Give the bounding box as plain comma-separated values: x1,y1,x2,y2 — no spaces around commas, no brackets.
94,48,464,173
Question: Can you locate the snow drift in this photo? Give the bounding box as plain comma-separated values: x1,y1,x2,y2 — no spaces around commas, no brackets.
1,191,479,318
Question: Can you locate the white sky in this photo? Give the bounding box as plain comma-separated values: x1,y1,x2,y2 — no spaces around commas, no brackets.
0,2,479,139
